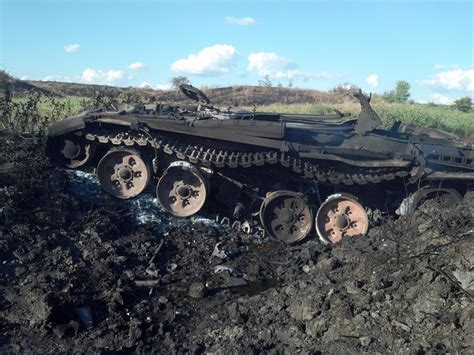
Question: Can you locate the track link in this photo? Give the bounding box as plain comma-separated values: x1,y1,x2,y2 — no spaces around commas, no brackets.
84,130,412,186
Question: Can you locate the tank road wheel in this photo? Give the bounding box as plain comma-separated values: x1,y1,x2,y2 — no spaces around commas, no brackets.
97,148,151,199
315,193,369,244
46,135,94,168
156,161,208,217
260,191,313,244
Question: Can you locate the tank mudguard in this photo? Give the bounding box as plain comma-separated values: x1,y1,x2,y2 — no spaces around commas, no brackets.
48,116,86,137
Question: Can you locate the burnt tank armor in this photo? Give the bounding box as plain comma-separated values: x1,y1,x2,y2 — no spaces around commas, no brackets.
46,84,474,244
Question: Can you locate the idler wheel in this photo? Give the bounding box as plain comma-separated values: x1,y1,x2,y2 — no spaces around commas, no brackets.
316,193,368,244
46,135,94,168
156,161,208,217
97,148,151,199
260,190,313,244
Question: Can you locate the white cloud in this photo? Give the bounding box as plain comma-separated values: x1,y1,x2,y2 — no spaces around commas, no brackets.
139,81,152,88
225,16,256,26
434,64,445,70
248,52,293,77
155,83,171,90
20,75,28,80
129,62,146,70
64,44,80,53
431,93,453,105
366,74,379,88
80,68,124,84
41,75,79,82
422,69,474,92
247,52,339,81
42,75,57,81
171,44,237,76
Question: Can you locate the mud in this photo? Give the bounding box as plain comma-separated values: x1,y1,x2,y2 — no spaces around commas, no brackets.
0,132,473,353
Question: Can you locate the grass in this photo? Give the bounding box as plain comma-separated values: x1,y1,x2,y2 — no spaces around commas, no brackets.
13,96,91,119
0,95,94,134
257,100,474,137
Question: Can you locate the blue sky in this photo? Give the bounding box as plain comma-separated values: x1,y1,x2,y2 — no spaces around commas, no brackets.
1,0,473,103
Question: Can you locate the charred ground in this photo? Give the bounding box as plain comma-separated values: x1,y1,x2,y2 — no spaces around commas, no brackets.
0,132,473,353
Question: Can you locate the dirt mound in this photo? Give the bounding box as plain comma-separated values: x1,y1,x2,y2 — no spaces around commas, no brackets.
0,133,472,353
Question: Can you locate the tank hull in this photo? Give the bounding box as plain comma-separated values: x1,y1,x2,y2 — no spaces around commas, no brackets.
45,86,474,243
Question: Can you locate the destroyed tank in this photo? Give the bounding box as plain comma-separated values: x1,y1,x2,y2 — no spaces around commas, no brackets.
46,85,474,244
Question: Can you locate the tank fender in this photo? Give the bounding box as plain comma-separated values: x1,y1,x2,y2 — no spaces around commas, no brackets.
48,116,86,137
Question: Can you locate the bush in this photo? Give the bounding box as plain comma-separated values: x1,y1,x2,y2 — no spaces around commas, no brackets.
453,97,472,112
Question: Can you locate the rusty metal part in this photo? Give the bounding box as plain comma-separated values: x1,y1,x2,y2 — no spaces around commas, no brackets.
260,190,313,244
97,148,151,199
316,193,369,244
156,161,208,217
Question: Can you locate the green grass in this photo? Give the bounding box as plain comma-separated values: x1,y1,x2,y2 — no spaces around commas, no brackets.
1,95,93,134
13,96,91,120
257,101,474,136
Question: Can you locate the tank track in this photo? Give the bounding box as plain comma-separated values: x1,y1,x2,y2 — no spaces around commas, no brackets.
84,129,413,186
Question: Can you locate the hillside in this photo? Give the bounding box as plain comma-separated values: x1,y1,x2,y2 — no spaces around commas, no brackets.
14,79,352,106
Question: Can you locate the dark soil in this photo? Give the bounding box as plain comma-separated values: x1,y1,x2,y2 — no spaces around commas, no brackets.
0,133,473,353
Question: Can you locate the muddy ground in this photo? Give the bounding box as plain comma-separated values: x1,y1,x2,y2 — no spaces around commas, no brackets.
0,133,473,353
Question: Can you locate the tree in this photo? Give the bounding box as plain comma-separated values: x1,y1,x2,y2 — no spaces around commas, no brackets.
383,80,411,103
170,76,190,91
258,75,272,87
393,80,411,103
453,97,472,112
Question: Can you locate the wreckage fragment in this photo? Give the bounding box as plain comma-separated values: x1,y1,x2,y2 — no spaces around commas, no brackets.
315,193,369,244
260,190,313,243
156,161,208,217
97,148,152,199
